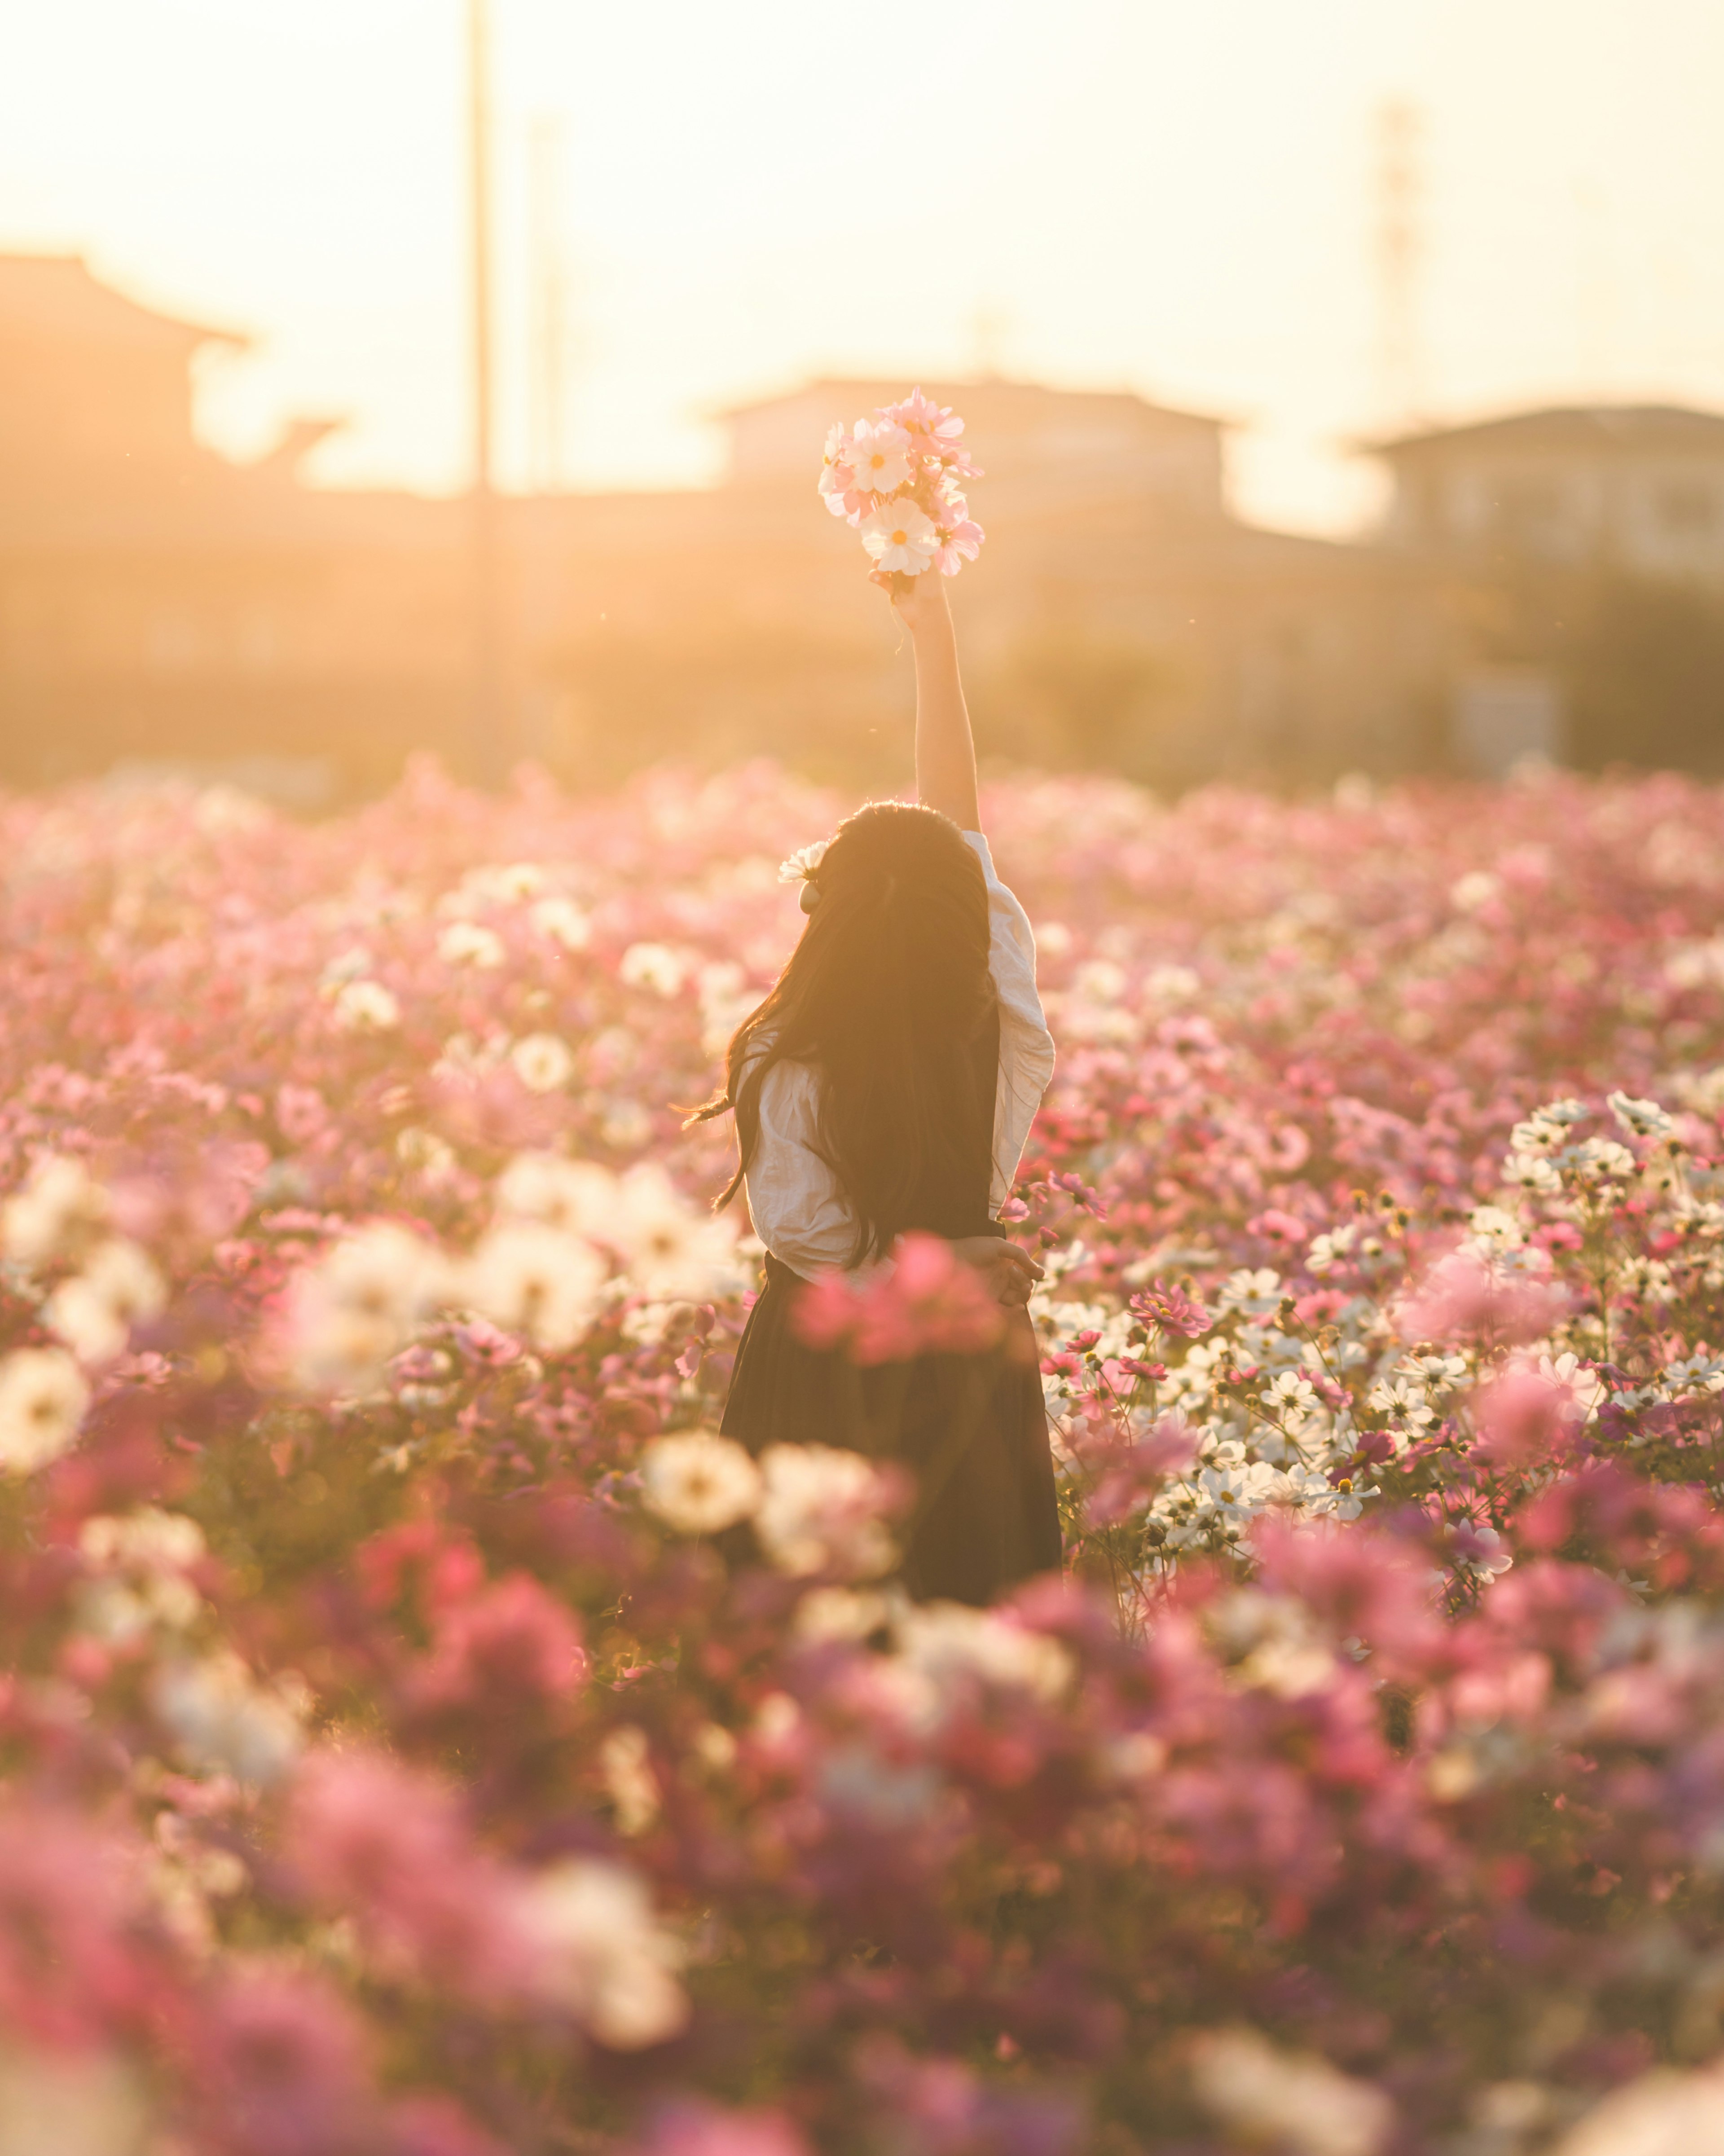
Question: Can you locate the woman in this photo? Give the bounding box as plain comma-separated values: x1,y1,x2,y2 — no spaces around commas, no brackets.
690,573,1060,1605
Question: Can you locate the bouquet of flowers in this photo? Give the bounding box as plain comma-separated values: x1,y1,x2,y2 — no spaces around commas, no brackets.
818,387,985,581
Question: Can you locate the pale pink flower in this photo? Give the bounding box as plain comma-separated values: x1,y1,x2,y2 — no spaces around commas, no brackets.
1394,1246,1567,1348
858,499,939,576
884,387,976,475
846,417,912,496
816,423,865,520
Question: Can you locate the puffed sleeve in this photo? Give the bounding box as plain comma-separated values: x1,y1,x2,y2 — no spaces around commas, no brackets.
742,1058,863,1279
963,830,1057,1212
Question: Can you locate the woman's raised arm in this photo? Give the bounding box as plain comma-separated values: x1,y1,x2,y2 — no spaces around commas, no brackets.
886,573,981,833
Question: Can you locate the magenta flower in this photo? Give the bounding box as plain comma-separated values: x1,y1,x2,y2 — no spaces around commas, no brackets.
794,1233,1006,1365
1129,1280,1212,1338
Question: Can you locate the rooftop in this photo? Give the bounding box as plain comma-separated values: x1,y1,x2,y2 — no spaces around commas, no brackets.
0,253,248,353
1364,403,1724,459
718,374,1227,434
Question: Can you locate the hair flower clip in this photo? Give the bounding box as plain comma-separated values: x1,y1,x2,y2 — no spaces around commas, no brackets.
778,841,829,913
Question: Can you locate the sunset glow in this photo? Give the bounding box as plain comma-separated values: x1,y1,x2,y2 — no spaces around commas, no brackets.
5,0,1724,528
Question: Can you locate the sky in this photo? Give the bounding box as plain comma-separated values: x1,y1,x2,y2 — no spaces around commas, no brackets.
4,0,1724,534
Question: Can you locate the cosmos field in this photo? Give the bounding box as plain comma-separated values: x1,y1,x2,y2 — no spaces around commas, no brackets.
5,759,1724,2152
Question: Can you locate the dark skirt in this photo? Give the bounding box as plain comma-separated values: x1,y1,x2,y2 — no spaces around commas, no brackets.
721,1255,1063,1606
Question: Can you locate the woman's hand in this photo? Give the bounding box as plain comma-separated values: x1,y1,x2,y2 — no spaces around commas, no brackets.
950,1235,1044,1308
870,566,951,640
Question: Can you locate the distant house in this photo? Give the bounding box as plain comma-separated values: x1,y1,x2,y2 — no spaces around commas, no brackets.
1362,405,1724,775
19,254,1724,797
722,377,1229,524
0,253,471,796
1369,405,1724,584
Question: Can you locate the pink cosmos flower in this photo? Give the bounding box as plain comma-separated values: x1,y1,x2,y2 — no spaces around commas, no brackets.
414,1572,589,1712
929,487,985,577
386,2094,509,2156
1130,1280,1212,1338
286,1749,541,1999
1472,1357,1596,1470
633,2101,810,2156
794,1233,1007,1364
195,1967,376,2156
1395,1246,1568,1348
0,1804,147,2048
1084,1414,1198,1529
883,388,979,477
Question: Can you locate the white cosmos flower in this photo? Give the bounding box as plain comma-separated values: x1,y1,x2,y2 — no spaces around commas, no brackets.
847,417,913,495
777,840,829,885
496,1154,618,1239
619,942,687,997
331,979,400,1033
859,499,939,576
519,1859,688,2050
755,1444,897,1580
463,1223,607,1352
530,895,592,950
1,1154,109,1271
45,1238,167,1365
608,1163,739,1299
0,1348,90,1473
289,1224,449,1391
1558,2067,1724,2156
893,1602,1074,1719
510,1033,575,1094
81,1506,206,1574
601,1098,653,1151
1607,1090,1675,1142
598,1725,661,1837
150,1652,305,1788
1466,1205,1524,1251
1450,870,1500,912
1190,2026,1394,2156
438,920,506,970
640,1430,762,1535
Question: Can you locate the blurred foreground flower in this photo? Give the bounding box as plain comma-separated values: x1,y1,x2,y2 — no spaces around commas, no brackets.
795,1232,1006,1364
755,1444,898,1579
641,1430,762,1535
0,1347,89,1473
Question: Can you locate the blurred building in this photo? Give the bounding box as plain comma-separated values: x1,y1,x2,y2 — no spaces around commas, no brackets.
1368,407,1724,774
5,254,1724,798
1371,406,1724,583
0,253,471,800
529,378,1448,792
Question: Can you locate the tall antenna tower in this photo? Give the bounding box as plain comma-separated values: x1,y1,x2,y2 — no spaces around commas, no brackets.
1372,97,1425,430
528,116,567,492
466,0,506,782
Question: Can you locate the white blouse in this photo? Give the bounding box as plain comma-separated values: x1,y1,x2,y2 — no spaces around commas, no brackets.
743,830,1057,1279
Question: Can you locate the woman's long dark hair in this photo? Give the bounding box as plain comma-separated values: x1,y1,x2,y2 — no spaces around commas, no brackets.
688,801,995,1262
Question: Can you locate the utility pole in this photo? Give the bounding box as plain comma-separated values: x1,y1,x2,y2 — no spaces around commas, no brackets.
467,0,506,784
1372,97,1425,432
529,117,567,492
